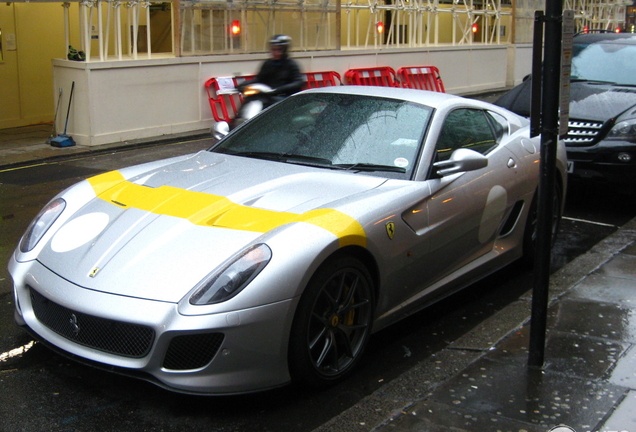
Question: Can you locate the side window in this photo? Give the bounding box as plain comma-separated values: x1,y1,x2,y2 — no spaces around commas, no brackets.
486,111,509,143
435,109,498,161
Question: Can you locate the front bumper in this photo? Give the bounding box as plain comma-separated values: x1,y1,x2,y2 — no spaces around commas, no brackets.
566,140,636,184
9,257,296,395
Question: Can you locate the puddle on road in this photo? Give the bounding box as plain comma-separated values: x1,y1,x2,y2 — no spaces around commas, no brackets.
431,357,625,430
595,254,636,281
548,298,636,344
487,324,628,379
425,293,636,431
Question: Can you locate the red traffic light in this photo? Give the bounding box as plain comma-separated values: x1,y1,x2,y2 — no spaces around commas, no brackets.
472,23,479,33
230,20,241,36
376,21,384,34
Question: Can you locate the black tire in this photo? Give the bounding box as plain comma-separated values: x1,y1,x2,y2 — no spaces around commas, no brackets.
288,255,375,389
522,183,563,266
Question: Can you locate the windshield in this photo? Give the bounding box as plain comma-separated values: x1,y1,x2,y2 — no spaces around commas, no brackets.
211,92,433,179
571,41,636,85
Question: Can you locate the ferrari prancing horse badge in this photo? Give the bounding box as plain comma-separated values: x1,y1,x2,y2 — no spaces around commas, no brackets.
386,222,395,240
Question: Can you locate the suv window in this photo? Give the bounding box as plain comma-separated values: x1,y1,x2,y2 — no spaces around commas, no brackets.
572,40,636,85
435,109,498,161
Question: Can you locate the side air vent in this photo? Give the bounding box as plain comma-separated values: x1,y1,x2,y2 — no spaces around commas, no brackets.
499,200,524,237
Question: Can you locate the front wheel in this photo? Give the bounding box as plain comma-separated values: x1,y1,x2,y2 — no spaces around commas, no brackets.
288,255,375,389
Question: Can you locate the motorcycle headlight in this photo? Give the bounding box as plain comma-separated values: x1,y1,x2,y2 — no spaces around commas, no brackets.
189,244,272,305
19,198,66,253
243,87,259,96
607,118,636,141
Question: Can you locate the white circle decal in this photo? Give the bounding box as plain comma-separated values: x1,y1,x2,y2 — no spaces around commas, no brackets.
394,157,409,168
478,186,507,244
51,212,110,253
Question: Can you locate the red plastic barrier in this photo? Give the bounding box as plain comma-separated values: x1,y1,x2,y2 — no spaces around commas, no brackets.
396,66,446,93
204,75,255,123
344,67,399,87
303,71,342,89
205,71,342,123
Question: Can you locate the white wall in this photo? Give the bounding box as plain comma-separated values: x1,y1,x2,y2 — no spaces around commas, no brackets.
53,45,531,147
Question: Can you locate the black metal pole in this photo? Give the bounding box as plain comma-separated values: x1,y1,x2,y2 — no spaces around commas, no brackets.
528,0,563,368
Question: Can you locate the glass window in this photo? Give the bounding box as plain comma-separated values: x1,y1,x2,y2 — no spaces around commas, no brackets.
435,109,498,161
571,41,636,86
486,111,509,143
212,93,433,179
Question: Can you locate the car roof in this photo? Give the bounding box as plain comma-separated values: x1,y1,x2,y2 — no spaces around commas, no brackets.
298,85,461,109
573,32,636,45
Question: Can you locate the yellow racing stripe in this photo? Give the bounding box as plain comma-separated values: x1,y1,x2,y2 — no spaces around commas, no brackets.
87,171,366,248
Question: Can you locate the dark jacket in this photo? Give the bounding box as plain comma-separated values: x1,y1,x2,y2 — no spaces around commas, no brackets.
248,57,303,96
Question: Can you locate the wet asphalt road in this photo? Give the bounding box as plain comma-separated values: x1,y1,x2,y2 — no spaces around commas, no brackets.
0,138,635,431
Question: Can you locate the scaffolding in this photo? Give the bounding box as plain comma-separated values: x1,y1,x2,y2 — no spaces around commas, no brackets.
60,0,629,61
340,0,512,49
564,0,630,32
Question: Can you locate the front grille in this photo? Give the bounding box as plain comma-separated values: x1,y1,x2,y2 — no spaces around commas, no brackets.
29,287,155,358
564,120,604,146
163,333,225,370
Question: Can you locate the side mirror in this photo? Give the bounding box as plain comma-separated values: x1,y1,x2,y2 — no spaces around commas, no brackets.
433,148,488,176
212,121,230,140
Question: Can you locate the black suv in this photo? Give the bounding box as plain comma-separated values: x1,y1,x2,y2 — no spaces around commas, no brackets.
496,32,636,186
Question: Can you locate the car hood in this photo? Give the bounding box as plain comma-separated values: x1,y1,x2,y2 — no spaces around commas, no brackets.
495,79,636,121
569,82,636,121
37,151,385,302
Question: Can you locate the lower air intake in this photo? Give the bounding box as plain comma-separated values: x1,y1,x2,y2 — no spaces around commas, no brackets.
163,333,225,370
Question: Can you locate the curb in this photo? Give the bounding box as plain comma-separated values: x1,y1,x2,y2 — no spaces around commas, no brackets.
0,131,212,171
313,217,636,432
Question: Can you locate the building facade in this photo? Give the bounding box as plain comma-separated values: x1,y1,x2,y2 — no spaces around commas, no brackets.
0,0,630,145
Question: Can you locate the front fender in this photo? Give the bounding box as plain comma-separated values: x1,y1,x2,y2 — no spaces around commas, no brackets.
177,221,343,316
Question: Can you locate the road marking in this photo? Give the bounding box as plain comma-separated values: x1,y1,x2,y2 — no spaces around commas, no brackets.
562,216,618,228
0,341,36,363
0,162,48,173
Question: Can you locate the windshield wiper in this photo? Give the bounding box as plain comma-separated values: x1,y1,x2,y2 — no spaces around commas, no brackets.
612,83,636,88
570,78,617,85
225,151,287,161
224,151,343,169
336,163,406,173
223,151,405,172
281,154,338,167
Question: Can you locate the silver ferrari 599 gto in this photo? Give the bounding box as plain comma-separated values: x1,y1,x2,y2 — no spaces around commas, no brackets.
9,86,567,395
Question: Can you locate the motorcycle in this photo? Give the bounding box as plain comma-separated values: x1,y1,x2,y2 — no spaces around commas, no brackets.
235,83,276,125
213,83,277,141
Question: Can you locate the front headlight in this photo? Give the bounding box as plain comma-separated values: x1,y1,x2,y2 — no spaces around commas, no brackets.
607,118,636,141
189,244,272,305
19,198,66,253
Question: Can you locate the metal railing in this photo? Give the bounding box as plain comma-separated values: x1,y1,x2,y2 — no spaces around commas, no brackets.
66,0,158,62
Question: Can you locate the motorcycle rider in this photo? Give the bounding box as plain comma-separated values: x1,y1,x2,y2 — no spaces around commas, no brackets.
238,35,304,103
